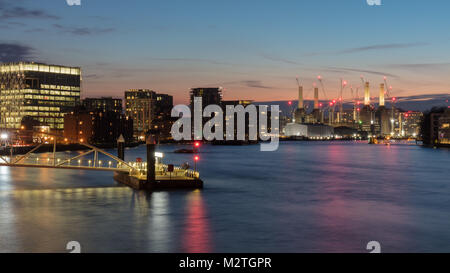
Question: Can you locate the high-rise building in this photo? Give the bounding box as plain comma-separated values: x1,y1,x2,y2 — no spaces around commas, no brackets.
438,109,450,144
152,93,174,141
82,97,122,113
125,89,155,139
0,62,81,131
190,87,222,110
399,111,423,137
124,89,173,140
190,87,223,140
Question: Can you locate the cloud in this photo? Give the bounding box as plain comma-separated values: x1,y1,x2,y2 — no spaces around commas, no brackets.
335,43,428,54
386,62,450,70
0,5,60,21
148,57,232,66
0,42,34,62
397,93,450,101
203,80,274,89
260,53,302,65
53,24,115,36
24,27,45,33
212,80,273,89
325,66,397,78
241,80,273,89
307,43,428,56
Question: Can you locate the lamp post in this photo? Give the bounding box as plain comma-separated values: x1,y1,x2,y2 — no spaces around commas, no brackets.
194,155,199,173
146,134,156,183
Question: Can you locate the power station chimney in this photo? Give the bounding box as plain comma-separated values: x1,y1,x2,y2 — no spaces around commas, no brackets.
379,83,385,107
364,82,370,106
298,85,304,109
314,87,319,109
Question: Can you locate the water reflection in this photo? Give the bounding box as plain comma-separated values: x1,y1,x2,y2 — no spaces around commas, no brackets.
147,192,172,252
0,143,449,252
182,190,212,253
313,144,410,252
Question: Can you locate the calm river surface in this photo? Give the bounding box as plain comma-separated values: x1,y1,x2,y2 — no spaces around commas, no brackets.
0,141,449,253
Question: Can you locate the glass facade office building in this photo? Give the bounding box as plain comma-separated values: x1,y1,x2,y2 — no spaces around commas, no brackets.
0,62,81,131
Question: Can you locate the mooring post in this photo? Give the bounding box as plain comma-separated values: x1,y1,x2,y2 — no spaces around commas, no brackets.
146,134,156,183
117,134,125,161
53,136,56,166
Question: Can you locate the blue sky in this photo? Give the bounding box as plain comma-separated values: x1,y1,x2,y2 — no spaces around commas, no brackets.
1,0,450,104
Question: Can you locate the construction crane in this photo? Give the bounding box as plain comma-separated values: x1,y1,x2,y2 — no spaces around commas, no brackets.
350,85,361,124
338,78,348,123
317,75,338,124
360,75,365,87
317,75,328,101
383,76,394,100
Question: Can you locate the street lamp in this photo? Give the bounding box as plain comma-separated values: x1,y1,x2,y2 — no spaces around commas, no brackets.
194,155,199,173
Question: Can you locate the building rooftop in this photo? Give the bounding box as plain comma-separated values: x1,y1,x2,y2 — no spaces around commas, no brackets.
0,62,81,75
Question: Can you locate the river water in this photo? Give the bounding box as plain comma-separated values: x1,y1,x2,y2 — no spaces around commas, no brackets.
0,141,449,253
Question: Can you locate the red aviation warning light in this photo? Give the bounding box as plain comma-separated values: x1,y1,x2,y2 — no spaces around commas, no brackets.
288,101,292,106
194,141,201,148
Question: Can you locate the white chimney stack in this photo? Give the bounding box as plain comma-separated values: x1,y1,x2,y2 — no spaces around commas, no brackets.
364,82,370,106
314,87,319,109
298,86,304,109
379,83,385,107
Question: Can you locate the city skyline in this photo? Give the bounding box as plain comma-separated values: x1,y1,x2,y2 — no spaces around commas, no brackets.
2,0,450,104
1,1,450,256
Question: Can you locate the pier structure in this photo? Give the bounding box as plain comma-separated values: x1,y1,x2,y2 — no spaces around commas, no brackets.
0,132,203,191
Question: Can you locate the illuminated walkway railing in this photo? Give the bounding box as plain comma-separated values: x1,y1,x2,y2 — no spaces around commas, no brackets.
0,132,199,181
